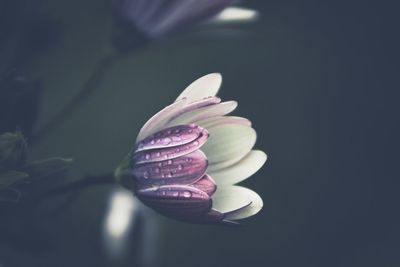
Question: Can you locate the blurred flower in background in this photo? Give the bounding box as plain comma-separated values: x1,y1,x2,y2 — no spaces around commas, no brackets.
113,0,258,40
117,73,266,224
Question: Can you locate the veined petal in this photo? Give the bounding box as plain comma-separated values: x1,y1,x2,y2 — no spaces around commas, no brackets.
133,129,208,164
202,124,256,166
166,101,238,127
190,174,216,196
175,73,222,102
137,185,211,217
196,116,251,129
212,186,263,220
209,150,267,185
133,150,208,186
136,98,188,143
135,124,205,152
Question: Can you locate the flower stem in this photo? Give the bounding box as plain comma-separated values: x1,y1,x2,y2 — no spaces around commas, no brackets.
44,173,115,197
30,53,119,145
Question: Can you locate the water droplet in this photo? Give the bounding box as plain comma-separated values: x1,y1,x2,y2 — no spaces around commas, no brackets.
156,152,161,157
172,192,179,197
158,162,163,167
177,164,183,170
157,138,161,143
163,137,172,145
145,154,150,160
193,141,199,146
186,158,192,162
150,140,155,145
161,173,165,178
155,168,160,173
182,191,191,198
143,171,149,179
175,129,180,133
175,148,180,152
167,130,172,134
188,129,193,133
162,191,166,196
166,172,173,178
167,160,173,165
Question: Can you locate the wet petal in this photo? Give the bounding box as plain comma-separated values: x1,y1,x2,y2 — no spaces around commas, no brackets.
133,129,208,164
137,185,211,217
202,124,256,166
166,101,238,127
190,174,217,196
135,124,205,152
209,150,267,185
133,150,208,186
175,73,222,102
136,98,188,143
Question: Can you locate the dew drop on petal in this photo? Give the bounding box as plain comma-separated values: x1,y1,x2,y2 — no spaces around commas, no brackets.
182,191,191,198
163,137,172,145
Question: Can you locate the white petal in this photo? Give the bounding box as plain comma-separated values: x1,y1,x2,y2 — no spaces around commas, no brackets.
209,7,259,24
213,186,263,220
212,187,252,214
166,101,237,127
202,124,256,166
175,73,222,102
196,116,251,129
136,98,188,143
209,150,267,185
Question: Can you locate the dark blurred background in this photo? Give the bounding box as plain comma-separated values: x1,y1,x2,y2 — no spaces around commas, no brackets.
0,0,399,266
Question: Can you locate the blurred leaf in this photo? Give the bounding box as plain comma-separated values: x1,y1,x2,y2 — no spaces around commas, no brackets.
0,131,27,170
23,157,73,180
0,170,29,188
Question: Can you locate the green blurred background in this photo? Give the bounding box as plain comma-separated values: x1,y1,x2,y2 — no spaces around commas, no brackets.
1,0,399,266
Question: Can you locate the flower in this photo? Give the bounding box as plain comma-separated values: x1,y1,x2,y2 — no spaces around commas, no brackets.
121,73,266,224
114,0,257,38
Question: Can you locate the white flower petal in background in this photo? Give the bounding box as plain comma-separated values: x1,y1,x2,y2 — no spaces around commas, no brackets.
214,186,263,220
166,101,238,126
114,0,256,38
210,150,267,185
197,116,251,129
175,73,222,102
209,7,259,24
202,123,256,165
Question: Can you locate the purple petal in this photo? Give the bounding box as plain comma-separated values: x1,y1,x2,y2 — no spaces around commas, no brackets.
190,174,217,196
137,185,212,217
136,98,188,143
135,124,206,152
132,150,208,186
133,128,208,164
